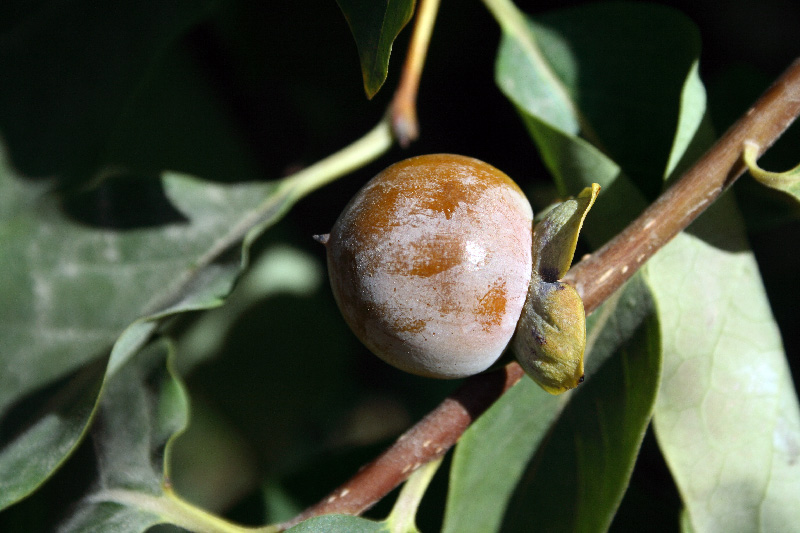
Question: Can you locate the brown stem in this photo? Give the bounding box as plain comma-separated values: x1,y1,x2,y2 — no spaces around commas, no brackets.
390,0,441,147
281,57,800,530
567,58,800,312
279,365,524,529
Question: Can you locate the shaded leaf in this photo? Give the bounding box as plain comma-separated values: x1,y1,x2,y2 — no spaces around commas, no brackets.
58,502,163,533
442,379,563,533
0,360,104,511
0,158,272,508
61,338,265,533
0,164,329,510
0,0,217,184
287,514,389,532
59,340,187,532
0,101,391,508
493,2,701,244
503,314,660,533
0,1,272,508
336,0,416,98
443,274,655,533
494,2,701,200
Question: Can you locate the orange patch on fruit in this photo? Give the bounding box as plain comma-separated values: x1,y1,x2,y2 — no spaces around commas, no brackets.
475,281,507,332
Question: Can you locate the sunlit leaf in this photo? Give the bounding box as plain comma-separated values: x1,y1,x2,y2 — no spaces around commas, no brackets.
336,0,416,98
664,62,712,181
648,195,800,532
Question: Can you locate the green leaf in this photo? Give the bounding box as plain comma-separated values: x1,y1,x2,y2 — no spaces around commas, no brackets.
442,379,563,533
0,360,105,511
0,160,272,508
0,0,217,185
490,4,800,530
443,274,655,533
0,1,268,508
0,139,279,415
493,2,701,200
503,314,660,533
336,0,416,98
743,140,800,202
0,101,391,510
647,195,800,532
664,61,713,182
287,514,389,533
495,43,643,243
491,1,702,246
62,339,272,533
59,340,187,532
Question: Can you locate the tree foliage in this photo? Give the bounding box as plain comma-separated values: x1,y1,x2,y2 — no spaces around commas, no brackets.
1,1,799,531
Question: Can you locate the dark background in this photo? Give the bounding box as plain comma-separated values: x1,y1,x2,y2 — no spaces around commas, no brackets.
1,0,798,530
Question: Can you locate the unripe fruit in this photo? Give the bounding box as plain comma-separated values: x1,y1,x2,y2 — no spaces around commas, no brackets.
320,154,533,378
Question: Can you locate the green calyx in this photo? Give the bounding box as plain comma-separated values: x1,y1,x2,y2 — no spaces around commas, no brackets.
512,184,599,394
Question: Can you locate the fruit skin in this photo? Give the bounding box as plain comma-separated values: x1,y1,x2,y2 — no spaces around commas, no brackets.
324,154,533,378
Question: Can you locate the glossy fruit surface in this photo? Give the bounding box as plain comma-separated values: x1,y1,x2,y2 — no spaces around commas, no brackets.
324,154,533,378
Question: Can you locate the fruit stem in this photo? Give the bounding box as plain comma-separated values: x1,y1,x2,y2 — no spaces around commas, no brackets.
390,0,441,147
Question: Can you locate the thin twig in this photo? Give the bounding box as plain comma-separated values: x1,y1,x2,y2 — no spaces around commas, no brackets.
566,57,800,312
280,365,524,529
280,58,800,530
390,0,441,147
